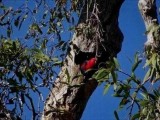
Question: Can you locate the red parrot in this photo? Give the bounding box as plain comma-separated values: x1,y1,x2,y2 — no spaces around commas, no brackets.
80,57,97,72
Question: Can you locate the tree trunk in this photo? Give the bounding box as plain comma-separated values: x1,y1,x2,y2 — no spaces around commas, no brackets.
138,0,160,55
42,0,124,120
138,0,160,118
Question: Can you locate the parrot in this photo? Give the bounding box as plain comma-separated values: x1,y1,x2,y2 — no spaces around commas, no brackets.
80,57,97,73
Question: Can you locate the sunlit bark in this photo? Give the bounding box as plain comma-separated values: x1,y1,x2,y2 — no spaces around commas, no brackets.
138,0,159,53
42,0,124,120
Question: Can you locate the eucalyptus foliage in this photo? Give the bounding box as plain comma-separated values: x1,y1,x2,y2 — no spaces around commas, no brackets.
0,0,159,120
0,0,82,119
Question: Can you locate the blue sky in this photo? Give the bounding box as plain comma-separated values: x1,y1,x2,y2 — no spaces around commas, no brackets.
1,0,160,120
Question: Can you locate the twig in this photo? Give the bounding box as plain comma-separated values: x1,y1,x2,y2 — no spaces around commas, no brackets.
0,7,12,21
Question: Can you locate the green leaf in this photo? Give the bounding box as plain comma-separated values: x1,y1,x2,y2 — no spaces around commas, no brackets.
113,57,120,69
132,59,142,72
34,52,49,62
40,39,48,49
131,113,140,120
30,23,43,34
111,70,117,83
140,100,149,106
152,54,157,69
114,110,119,120
143,68,151,83
144,58,152,68
132,53,142,72
52,57,59,62
142,108,148,115
103,84,111,95
113,93,123,97
153,89,160,97
113,83,118,90
57,21,62,27
140,92,148,99
150,68,156,82
92,68,109,80
119,98,129,108
32,48,41,53
53,61,62,66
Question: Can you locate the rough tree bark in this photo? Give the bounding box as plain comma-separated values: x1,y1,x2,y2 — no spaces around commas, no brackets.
138,0,160,54
42,0,124,120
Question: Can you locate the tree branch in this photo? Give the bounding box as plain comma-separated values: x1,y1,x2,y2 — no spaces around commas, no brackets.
138,0,158,28
138,0,160,54
42,0,124,120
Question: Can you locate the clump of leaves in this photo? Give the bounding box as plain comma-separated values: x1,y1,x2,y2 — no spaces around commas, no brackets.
92,57,119,94
97,53,160,120
132,90,160,120
143,52,160,84
0,0,84,119
0,39,60,119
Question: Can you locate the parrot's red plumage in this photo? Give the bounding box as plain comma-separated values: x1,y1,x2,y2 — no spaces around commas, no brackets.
80,57,97,72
